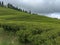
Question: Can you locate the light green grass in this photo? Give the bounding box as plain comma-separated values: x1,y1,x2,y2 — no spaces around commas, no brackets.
0,7,60,45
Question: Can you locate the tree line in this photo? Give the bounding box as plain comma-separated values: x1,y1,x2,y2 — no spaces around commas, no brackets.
0,1,31,14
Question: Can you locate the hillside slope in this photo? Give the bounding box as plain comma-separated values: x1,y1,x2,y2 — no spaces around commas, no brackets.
0,7,60,45
0,7,59,22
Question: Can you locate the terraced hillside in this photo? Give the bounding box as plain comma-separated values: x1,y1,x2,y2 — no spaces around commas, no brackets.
0,7,60,45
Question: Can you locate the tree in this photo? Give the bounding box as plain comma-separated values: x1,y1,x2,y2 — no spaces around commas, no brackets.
24,10,28,13
7,3,10,8
7,3,13,8
19,8,22,12
29,10,31,14
1,1,4,7
7,3,23,12
0,1,1,6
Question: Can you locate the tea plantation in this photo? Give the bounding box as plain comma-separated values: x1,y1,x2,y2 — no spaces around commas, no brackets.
0,7,60,45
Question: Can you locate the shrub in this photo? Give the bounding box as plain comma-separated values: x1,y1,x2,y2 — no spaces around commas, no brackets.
19,25,26,30
57,32,60,36
31,28,43,35
17,30,32,44
2,24,20,32
28,35,46,45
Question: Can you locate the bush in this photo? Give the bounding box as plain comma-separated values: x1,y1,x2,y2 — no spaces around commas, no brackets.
17,30,32,43
17,28,46,45
28,35,46,45
31,28,43,35
2,24,20,32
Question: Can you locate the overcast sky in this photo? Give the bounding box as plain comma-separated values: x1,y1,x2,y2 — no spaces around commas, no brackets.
0,0,60,19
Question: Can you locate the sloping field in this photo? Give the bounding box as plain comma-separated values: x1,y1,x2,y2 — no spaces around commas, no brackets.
0,7,60,45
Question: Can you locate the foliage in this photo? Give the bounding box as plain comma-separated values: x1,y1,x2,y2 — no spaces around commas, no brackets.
0,7,60,45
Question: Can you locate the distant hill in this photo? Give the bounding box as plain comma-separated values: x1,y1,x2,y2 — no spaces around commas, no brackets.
0,7,59,22
0,7,60,45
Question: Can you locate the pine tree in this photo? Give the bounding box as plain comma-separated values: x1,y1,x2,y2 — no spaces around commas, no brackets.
0,1,1,6
7,3,10,8
7,3,23,12
1,1,4,7
29,10,31,14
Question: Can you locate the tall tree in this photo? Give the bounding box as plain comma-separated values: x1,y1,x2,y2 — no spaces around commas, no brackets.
1,1,4,7
0,1,2,6
0,1,1,6
7,3,10,8
29,10,31,14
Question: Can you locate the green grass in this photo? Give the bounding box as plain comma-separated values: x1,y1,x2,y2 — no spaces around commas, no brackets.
0,7,60,45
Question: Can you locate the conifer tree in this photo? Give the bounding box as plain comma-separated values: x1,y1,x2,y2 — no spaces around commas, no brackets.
0,1,1,6
29,10,31,14
1,1,4,7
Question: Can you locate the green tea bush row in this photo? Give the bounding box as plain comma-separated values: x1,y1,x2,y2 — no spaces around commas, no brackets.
0,23,58,45
16,27,52,45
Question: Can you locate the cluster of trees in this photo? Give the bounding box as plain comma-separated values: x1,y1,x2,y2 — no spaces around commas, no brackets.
0,1,31,14
7,3,22,12
0,1,4,7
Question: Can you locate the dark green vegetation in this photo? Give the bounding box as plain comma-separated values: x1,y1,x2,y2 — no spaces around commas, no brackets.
0,1,31,14
0,7,60,45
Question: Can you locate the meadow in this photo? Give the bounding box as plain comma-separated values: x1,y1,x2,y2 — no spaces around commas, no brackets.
0,7,60,45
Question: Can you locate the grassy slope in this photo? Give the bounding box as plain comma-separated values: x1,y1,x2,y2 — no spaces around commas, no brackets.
0,7,60,45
